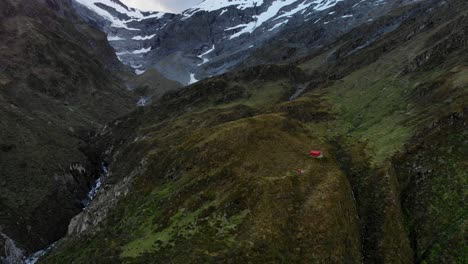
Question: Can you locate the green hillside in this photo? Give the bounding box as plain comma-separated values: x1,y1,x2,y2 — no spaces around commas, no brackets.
42,0,467,263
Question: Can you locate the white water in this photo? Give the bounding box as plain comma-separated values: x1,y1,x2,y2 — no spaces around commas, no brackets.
24,242,57,264
24,162,109,263
83,162,109,208
137,97,149,106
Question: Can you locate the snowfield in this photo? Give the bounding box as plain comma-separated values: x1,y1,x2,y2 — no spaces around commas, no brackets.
185,0,265,15
185,0,347,39
74,0,163,29
132,34,157,40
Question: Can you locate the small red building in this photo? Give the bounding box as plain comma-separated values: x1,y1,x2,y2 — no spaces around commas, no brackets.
297,169,305,175
309,150,323,158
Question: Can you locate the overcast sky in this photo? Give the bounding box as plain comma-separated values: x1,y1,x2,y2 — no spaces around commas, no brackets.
121,0,202,13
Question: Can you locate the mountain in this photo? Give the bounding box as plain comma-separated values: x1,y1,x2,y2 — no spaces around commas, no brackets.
38,0,467,263
0,0,137,262
71,0,175,73
127,68,183,105
72,0,423,84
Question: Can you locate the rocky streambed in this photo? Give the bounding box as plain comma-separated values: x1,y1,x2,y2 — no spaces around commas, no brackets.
21,163,109,264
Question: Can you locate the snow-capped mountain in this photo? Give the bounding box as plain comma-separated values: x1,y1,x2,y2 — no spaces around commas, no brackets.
72,0,175,74
73,0,420,84
74,0,165,29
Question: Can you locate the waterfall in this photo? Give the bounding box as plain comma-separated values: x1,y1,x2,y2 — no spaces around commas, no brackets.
23,161,109,263
82,162,109,208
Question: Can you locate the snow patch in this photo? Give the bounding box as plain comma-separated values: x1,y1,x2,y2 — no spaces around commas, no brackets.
269,20,288,31
133,12,165,20
311,0,344,11
132,47,152,54
74,0,141,30
191,0,345,39
229,0,299,39
185,0,264,15
132,34,156,40
74,0,164,30
116,51,130,56
189,73,198,84
107,35,125,41
75,0,152,20
225,24,249,31
197,45,216,65
275,1,312,20
219,9,228,16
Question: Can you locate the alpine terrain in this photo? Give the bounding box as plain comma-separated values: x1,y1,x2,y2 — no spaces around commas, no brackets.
0,0,466,263
72,0,424,84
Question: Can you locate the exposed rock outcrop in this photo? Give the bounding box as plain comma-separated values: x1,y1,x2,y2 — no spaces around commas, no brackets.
0,232,24,264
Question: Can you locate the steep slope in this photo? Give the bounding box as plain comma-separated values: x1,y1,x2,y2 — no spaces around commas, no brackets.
41,0,467,263
127,68,183,106
0,0,136,262
71,0,175,74
72,0,423,84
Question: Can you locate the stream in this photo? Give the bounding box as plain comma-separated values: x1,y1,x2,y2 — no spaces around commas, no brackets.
23,162,109,264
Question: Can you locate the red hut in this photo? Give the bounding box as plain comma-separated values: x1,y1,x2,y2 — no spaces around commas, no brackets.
309,150,323,158
297,169,305,175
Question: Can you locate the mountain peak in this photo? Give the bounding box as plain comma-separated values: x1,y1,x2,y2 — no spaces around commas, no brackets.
185,0,265,14
72,0,400,84
184,0,348,15
74,0,166,25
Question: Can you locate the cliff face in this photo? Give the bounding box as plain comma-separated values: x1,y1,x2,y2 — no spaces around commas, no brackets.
0,0,135,261
72,0,423,84
41,0,467,263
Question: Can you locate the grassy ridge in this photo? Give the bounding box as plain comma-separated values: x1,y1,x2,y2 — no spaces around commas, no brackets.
43,0,467,262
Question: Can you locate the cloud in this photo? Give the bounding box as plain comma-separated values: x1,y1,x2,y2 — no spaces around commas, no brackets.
120,0,202,13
